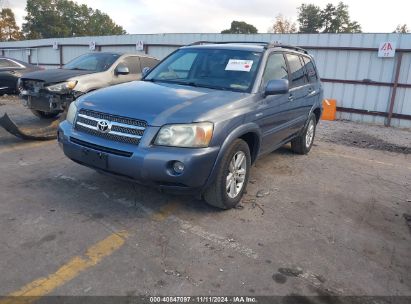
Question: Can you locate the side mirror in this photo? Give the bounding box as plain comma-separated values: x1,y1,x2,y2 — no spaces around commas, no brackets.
115,64,129,75
142,67,151,77
264,79,289,96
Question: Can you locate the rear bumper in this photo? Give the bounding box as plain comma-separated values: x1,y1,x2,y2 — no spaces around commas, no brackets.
58,121,220,194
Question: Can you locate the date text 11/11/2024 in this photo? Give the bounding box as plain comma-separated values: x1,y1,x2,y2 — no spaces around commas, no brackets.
148,296,258,303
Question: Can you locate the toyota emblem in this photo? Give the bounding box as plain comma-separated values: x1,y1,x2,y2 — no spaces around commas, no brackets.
97,120,111,133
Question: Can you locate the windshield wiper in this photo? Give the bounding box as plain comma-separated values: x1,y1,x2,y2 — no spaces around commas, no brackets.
68,67,92,71
144,79,231,91
191,83,229,91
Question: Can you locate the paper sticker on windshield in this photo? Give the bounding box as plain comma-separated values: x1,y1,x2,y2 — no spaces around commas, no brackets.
225,59,253,72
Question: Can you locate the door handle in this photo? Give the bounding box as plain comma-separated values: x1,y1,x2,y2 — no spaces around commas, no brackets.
308,90,317,97
288,94,294,101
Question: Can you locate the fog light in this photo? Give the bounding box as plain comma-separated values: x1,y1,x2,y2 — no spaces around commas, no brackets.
173,161,185,174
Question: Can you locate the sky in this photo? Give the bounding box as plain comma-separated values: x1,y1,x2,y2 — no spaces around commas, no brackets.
2,0,410,34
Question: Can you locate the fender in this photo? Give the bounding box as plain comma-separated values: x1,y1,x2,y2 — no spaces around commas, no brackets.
202,122,262,191
298,103,322,136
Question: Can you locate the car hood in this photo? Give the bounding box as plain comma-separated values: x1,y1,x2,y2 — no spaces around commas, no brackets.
77,81,249,126
21,68,94,84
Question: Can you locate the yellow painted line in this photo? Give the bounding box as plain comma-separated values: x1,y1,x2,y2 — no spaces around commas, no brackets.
319,150,411,170
0,230,128,304
0,141,54,155
151,200,181,222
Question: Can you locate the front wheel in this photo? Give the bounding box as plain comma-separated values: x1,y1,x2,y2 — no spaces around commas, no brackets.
204,139,251,210
291,113,316,155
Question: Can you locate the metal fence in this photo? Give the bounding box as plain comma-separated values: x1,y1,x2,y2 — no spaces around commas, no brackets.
1,33,410,128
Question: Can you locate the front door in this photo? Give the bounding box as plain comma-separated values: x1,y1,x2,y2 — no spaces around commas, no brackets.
253,52,292,154
111,56,142,85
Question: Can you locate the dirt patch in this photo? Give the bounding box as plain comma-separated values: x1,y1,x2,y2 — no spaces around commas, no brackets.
321,129,411,154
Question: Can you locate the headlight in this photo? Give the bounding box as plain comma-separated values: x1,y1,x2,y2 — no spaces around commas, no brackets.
154,122,213,148
66,102,78,124
46,80,77,93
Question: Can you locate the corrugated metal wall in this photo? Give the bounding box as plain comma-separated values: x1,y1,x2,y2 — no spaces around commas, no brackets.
1,33,410,128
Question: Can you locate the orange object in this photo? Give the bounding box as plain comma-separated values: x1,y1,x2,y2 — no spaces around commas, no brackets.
321,99,337,121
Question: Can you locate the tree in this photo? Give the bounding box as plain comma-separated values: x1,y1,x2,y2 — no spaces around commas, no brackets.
269,14,297,33
298,2,361,33
297,4,323,33
394,24,409,33
22,0,126,39
0,8,23,41
321,2,361,33
221,21,258,34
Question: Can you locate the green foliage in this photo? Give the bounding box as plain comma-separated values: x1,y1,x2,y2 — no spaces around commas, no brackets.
221,21,258,34
321,2,361,33
298,1,362,33
22,0,126,39
0,8,23,41
297,4,323,33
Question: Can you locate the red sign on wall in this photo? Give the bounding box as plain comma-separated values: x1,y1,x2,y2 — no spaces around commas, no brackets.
378,41,396,58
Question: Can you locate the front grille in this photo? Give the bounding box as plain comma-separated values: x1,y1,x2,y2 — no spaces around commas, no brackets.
22,79,45,91
75,109,147,145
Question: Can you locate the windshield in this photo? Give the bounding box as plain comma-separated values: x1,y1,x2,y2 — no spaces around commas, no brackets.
63,53,120,72
145,48,263,92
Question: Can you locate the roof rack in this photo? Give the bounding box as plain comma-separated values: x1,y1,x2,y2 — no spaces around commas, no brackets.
186,41,308,54
268,43,308,54
187,41,270,47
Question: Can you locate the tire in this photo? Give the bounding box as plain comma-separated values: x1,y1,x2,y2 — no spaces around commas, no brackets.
204,139,251,210
291,113,317,155
30,109,61,119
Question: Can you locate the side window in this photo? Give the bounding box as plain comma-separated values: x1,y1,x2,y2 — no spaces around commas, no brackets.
302,57,318,83
261,53,288,87
285,54,307,87
140,57,158,70
0,59,20,68
121,56,141,75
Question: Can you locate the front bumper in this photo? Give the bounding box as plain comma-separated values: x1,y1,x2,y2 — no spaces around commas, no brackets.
58,121,220,193
20,91,74,112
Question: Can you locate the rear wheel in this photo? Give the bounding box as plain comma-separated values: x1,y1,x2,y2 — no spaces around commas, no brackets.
291,113,316,155
30,109,61,119
204,139,251,210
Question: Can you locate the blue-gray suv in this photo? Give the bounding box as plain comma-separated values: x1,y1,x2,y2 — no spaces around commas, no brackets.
58,42,323,209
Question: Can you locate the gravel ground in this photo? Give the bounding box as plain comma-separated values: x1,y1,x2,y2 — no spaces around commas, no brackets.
317,120,411,154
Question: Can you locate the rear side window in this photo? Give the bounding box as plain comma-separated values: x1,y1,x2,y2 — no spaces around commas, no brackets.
302,57,318,83
261,53,288,88
285,54,307,87
121,56,141,74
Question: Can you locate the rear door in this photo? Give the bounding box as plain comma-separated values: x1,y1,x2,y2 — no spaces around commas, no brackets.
255,52,292,153
284,53,310,134
301,56,321,114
